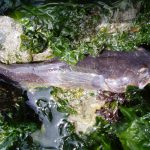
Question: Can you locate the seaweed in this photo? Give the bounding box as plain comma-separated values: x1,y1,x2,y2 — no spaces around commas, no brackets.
82,86,150,150
114,85,150,150
7,0,149,64
0,83,40,149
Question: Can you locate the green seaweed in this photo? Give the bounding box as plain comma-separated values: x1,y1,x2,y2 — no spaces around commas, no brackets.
84,117,122,150
0,120,38,150
8,1,149,64
0,85,40,149
51,87,78,114
10,3,101,64
114,85,150,150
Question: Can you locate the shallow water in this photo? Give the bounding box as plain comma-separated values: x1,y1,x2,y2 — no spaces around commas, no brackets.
27,87,68,149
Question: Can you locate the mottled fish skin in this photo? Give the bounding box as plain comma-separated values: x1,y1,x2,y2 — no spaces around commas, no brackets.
0,50,150,93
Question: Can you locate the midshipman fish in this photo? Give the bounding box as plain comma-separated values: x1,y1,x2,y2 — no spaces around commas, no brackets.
0,49,150,93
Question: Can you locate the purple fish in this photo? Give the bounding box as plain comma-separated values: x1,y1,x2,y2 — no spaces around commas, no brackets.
1,49,150,93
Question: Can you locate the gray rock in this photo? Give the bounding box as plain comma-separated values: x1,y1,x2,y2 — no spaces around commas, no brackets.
0,16,32,64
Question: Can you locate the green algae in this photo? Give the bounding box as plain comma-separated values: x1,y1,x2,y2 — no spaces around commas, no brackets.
8,0,149,64
0,84,39,149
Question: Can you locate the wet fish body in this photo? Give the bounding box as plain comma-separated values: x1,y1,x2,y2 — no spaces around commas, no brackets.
0,50,150,93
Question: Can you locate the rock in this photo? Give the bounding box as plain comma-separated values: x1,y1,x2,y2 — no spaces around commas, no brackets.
32,48,53,62
68,89,105,133
0,16,32,64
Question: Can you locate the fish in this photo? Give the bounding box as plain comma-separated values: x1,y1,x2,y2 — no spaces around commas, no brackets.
0,49,150,93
